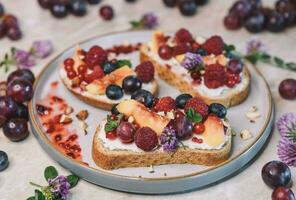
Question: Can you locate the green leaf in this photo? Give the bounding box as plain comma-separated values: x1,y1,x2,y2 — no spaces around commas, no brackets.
245,52,260,64
224,44,235,53
104,114,124,132
185,108,203,123
67,175,79,188
286,62,296,71
116,59,132,68
274,56,284,67
34,190,45,200
44,166,58,181
129,20,142,29
26,197,35,200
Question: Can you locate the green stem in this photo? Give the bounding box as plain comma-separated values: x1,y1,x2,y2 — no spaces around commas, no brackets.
29,182,43,188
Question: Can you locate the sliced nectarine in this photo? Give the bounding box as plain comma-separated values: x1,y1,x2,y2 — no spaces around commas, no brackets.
203,115,226,147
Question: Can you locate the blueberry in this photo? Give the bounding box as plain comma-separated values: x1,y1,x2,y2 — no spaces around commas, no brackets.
102,61,117,74
0,151,9,172
105,85,123,100
70,0,87,16
176,93,192,109
196,48,209,56
179,0,197,16
122,76,142,94
111,104,120,115
209,103,227,118
131,89,154,108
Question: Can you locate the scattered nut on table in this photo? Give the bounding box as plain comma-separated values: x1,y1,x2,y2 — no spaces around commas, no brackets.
59,114,73,124
76,110,89,121
240,129,253,140
63,106,74,115
79,121,88,135
246,106,261,122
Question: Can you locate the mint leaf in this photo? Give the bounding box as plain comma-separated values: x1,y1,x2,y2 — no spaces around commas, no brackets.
185,108,202,123
286,62,296,71
34,190,45,200
224,44,235,53
129,21,142,29
274,56,284,67
104,114,124,132
116,59,132,68
67,175,79,188
44,166,58,181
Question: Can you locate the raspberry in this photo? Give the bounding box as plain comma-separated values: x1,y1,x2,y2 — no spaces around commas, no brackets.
184,97,208,118
226,72,240,88
173,43,191,56
175,28,194,44
135,61,155,83
204,64,227,89
135,127,158,151
84,65,104,83
85,45,107,69
154,96,176,112
202,35,225,55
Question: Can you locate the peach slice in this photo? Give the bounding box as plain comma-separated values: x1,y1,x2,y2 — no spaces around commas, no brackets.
72,46,86,71
203,115,226,148
117,100,170,136
151,31,167,54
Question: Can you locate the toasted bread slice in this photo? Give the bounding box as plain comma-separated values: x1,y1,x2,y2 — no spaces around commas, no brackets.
139,43,250,108
92,120,232,170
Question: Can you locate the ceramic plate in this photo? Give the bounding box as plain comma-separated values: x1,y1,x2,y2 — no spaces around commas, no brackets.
29,31,274,194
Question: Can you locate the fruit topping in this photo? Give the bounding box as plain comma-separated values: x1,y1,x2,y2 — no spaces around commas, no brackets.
193,123,205,134
262,161,291,189
131,89,155,108
227,59,243,74
266,11,285,32
208,103,227,118
135,61,155,83
158,44,173,60
192,137,203,143
105,84,123,100
0,151,9,172
195,48,209,56
135,127,158,151
175,114,193,139
85,45,107,68
106,131,117,140
111,104,120,115
279,79,296,100
272,187,295,200
102,61,117,74
99,5,114,21
64,58,75,67
116,122,135,143
226,72,240,88
175,93,192,109
173,43,191,56
85,65,105,82
202,35,225,55
204,63,227,89
122,75,142,94
7,69,35,85
184,97,208,118
190,71,201,81
67,70,77,80
154,96,176,112
203,115,225,147
3,118,29,142
175,28,194,44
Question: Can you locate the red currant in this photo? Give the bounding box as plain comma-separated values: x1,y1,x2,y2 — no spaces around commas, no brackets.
64,65,74,72
67,70,77,80
158,44,173,60
77,64,87,75
193,123,205,134
192,137,203,143
106,131,117,140
64,58,74,67
226,80,236,88
190,71,201,80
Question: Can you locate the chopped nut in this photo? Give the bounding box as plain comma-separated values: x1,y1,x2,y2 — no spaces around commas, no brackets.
80,83,87,91
64,106,74,115
149,165,155,173
79,121,88,135
157,111,165,117
240,129,253,140
195,36,206,44
108,52,117,60
249,106,258,112
128,116,134,123
200,70,205,75
166,111,175,119
78,55,85,60
76,110,88,121
222,119,231,127
231,130,237,136
60,114,73,124
246,106,261,122
71,77,81,87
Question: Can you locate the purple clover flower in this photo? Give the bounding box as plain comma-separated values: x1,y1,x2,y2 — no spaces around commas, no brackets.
13,49,36,69
160,126,178,152
278,137,296,167
181,52,203,70
276,112,296,141
31,40,54,59
48,175,70,200
141,12,158,29
246,38,266,54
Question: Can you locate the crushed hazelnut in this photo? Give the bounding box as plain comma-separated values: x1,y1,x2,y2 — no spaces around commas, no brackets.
76,110,88,121
240,129,253,140
71,77,81,87
157,111,165,117
128,116,134,123
64,106,74,115
246,106,261,122
166,111,175,119
59,114,73,124
79,121,88,135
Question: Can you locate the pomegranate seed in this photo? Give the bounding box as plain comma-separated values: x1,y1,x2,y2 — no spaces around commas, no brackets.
198,138,203,143
64,58,74,67
226,80,236,88
190,71,201,80
192,137,199,143
106,131,117,140
67,70,77,79
64,65,74,72
77,64,87,75
193,123,205,134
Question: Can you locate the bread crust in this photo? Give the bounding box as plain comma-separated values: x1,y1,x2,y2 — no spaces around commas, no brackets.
140,45,250,108
60,75,158,110
92,125,232,170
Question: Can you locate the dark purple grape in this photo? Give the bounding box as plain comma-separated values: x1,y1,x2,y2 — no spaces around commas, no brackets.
227,59,243,74
7,69,35,85
99,5,114,20
249,0,262,9
0,115,7,127
50,3,68,18
7,27,22,41
0,3,4,18
275,0,291,13
7,79,33,103
125,0,137,3
281,10,296,26
70,0,87,17
122,75,142,94
86,0,101,5
244,11,266,33
116,122,135,143
175,115,192,140
0,96,18,119
230,0,252,19
279,79,296,100
38,0,52,9
224,13,242,30
3,118,29,142
266,11,285,32
0,151,9,172
195,0,208,6
179,0,197,16
262,161,291,189
16,103,29,120
272,187,295,200
163,0,177,7
0,21,6,39
3,14,18,28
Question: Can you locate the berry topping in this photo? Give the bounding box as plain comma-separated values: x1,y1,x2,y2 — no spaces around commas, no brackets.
208,103,227,118
135,61,155,83
85,45,107,69
116,122,135,143
202,35,225,55
178,0,197,16
106,131,117,140
111,104,120,115
64,58,74,67
226,72,240,88
173,43,191,56
184,97,209,118
195,48,209,56
105,84,123,100
102,61,117,74
192,137,203,143
122,75,142,94
135,127,158,151
227,59,243,74
193,123,205,134
154,96,176,112
131,89,155,108
175,28,194,44
158,44,173,60
204,64,227,89
224,13,242,30
84,65,104,83
175,115,193,140
190,71,201,81
77,64,87,75
175,93,192,109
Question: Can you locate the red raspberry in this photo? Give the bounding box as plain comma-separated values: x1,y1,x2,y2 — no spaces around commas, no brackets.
175,28,194,44
184,97,208,118
84,65,104,83
85,45,107,69
135,61,155,83
202,35,225,55
173,43,191,56
226,72,240,88
204,64,227,89
135,127,158,151
154,96,176,112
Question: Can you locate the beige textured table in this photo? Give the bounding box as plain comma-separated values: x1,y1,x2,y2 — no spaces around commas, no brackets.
0,0,296,199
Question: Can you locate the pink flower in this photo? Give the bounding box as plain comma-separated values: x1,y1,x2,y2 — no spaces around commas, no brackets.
13,49,35,69
31,40,53,58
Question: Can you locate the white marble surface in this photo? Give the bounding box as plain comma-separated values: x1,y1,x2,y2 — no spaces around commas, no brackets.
0,0,296,199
